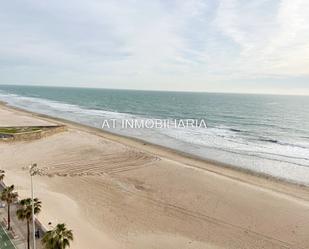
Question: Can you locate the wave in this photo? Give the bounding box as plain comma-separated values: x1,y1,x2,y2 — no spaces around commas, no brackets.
259,138,278,143
229,128,242,133
0,92,138,122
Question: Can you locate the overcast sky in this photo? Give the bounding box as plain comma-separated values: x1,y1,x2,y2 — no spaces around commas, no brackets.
0,0,308,94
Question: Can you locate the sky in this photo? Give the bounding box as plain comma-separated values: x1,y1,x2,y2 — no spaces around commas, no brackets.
0,0,309,94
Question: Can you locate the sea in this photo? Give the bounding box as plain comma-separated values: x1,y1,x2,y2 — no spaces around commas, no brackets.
1,85,309,185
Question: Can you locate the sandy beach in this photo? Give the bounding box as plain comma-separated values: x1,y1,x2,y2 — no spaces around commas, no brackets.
1,103,309,249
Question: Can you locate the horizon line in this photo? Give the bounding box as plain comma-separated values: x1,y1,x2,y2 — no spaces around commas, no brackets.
0,83,309,97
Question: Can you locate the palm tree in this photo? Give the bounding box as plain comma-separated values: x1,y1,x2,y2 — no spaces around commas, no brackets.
0,169,5,182
16,198,42,249
42,223,73,249
0,185,18,230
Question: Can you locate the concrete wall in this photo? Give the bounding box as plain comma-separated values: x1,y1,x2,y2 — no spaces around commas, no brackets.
0,125,67,143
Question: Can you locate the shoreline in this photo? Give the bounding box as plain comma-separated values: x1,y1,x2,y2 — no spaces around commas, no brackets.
1,101,308,196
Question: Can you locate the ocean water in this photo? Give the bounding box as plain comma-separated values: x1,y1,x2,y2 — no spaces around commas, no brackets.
1,85,309,185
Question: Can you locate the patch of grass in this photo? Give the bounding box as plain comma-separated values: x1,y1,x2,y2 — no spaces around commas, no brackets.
0,128,19,134
0,127,41,134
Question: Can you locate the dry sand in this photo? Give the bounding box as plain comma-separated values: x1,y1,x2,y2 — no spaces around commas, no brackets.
0,103,309,249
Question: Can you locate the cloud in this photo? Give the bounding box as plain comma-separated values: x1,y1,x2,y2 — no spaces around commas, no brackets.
214,0,309,77
0,0,308,93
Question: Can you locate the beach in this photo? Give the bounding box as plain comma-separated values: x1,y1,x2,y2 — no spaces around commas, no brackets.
1,102,309,249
